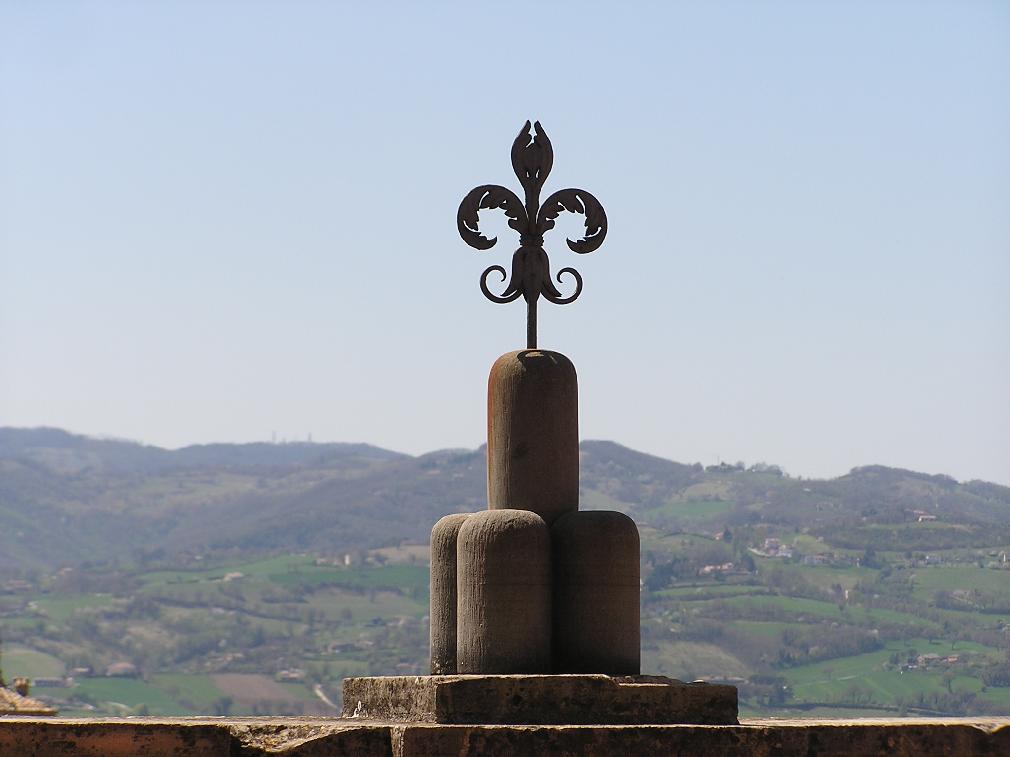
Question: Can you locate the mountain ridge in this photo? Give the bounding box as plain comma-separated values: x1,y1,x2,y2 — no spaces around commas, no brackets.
1,426,1007,573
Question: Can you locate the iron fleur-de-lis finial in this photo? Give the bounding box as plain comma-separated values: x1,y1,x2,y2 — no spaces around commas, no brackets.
457,121,607,349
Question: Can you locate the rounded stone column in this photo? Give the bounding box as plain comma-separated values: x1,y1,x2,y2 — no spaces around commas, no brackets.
487,350,578,525
456,509,551,673
429,513,471,674
551,510,641,674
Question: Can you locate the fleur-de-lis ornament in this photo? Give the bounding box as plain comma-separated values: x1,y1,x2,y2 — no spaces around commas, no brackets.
457,121,607,349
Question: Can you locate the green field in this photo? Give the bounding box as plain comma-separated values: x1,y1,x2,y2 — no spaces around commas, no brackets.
0,549,432,716
698,594,941,630
758,561,874,591
644,640,751,679
729,620,797,640
72,677,189,715
651,499,734,520
5,532,1010,719
783,638,1000,706
656,584,767,599
279,682,320,703
580,489,633,512
2,645,65,678
33,594,116,621
149,674,228,711
909,566,1010,600
982,687,1010,708
304,588,425,621
139,554,316,585
267,564,428,593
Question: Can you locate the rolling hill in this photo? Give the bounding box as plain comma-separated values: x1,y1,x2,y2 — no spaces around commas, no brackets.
1,427,1008,572
2,427,1010,718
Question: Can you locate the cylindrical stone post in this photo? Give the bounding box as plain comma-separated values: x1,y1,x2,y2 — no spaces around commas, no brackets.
456,509,551,673
551,510,641,674
487,350,578,525
429,513,471,674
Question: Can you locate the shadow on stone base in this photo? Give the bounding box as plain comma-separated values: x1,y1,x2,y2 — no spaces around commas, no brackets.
342,674,737,725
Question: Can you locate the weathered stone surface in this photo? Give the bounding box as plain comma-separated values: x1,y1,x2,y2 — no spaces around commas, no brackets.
0,718,391,756
552,510,640,674
1,716,1009,756
486,350,578,525
456,510,551,673
342,674,737,725
429,513,471,674
394,718,1010,756
0,684,58,715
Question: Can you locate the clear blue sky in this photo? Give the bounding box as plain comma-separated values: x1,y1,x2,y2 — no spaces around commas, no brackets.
2,1,1008,484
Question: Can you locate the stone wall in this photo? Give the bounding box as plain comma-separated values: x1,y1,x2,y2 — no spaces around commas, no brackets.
0,717,1008,756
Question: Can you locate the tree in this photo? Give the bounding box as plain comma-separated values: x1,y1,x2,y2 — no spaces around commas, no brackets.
942,670,956,694
213,697,234,716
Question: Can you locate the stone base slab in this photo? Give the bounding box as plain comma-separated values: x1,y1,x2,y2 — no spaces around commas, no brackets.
342,674,738,724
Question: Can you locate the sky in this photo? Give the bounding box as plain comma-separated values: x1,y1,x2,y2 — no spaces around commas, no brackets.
1,1,1008,485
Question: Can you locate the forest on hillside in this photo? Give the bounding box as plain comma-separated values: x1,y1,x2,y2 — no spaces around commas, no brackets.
2,428,1009,717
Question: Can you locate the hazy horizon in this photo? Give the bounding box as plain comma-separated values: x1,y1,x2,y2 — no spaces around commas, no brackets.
2,2,1008,487
3,423,1006,488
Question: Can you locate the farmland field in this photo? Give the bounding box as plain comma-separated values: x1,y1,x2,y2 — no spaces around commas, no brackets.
2,433,1009,719
72,677,186,715
2,645,65,678
211,674,330,714
4,542,1010,719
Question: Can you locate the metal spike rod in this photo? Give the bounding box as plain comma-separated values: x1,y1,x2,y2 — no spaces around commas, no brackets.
457,121,607,349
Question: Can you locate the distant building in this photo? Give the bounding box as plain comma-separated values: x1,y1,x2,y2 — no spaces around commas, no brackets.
105,662,138,678
705,462,744,473
699,562,735,576
756,538,793,558
30,677,66,688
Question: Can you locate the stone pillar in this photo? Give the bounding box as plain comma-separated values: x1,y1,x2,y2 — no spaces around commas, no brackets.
456,509,551,673
551,510,641,674
429,513,471,674
487,350,579,525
